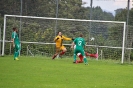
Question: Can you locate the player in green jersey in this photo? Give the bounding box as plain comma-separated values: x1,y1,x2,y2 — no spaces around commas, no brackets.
71,34,88,65
11,27,21,60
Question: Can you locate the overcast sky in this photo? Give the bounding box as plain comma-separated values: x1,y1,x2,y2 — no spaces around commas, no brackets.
82,0,129,15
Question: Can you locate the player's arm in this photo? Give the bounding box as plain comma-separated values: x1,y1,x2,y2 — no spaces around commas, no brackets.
54,36,59,42
84,44,86,49
71,42,75,49
62,36,73,41
11,38,15,47
11,33,15,47
83,40,86,49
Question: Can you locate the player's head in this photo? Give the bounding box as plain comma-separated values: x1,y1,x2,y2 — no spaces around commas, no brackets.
58,31,62,36
12,27,18,32
79,34,83,37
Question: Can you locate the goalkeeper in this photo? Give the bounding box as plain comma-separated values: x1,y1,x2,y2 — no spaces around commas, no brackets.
11,27,21,60
52,31,73,59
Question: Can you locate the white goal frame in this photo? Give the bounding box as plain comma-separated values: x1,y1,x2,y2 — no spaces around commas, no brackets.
2,14,126,63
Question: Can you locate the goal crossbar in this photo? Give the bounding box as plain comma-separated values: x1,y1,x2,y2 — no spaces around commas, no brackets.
5,14,125,23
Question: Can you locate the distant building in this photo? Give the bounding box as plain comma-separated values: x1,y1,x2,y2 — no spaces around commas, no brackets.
130,1,133,9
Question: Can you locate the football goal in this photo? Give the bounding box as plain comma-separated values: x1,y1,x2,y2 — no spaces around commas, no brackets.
2,15,126,63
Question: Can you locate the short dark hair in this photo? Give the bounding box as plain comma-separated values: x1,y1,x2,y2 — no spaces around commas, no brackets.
57,31,62,35
79,34,83,37
12,27,17,31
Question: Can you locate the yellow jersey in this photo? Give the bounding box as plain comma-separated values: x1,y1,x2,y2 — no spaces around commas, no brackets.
54,35,72,47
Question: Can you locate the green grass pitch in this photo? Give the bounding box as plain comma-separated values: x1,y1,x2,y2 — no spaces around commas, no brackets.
0,56,133,88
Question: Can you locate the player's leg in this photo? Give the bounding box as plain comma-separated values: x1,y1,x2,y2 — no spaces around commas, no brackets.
14,47,17,60
77,52,98,63
85,52,98,58
14,44,20,60
59,45,67,56
17,44,21,58
85,52,89,56
81,50,88,65
89,53,98,58
77,53,83,63
73,50,78,63
52,47,60,59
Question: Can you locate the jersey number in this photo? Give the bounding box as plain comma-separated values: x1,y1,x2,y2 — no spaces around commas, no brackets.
78,41,82,46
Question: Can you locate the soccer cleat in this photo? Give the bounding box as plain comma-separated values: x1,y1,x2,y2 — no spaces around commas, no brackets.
15,58,19,61
76,60,78,63
52,56,54,59
77,60,83,63
52,55,57,59
73,60,78,64
85,63,88,65
73,61,76,63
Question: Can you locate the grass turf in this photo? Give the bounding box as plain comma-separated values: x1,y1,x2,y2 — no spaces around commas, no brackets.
0,56,133,88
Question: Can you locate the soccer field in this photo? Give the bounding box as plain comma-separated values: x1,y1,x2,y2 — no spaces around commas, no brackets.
0,56,133,88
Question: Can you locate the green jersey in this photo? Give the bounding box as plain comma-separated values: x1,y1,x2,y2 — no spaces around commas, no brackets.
12,32,20,44
74,37,85,50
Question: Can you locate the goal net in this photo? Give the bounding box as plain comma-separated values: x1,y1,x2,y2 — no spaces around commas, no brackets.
2,15,126,63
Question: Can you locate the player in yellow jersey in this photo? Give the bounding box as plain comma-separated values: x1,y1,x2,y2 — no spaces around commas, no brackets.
52,31,73,59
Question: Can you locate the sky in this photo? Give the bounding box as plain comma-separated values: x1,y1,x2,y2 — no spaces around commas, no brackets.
82,0,130,15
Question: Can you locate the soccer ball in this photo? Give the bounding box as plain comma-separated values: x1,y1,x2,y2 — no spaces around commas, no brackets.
90,37,95,41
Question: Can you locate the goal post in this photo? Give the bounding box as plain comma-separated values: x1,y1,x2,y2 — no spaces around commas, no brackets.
2,14,126,63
